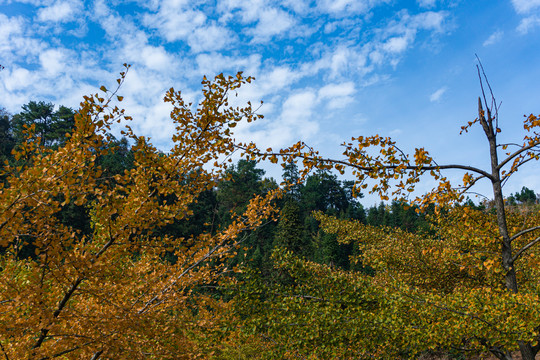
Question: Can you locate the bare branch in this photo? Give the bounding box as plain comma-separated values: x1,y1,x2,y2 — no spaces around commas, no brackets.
476,54,499,128
463,191,490,201
497,142,540,171
510,226,540,242
498,142,524,148
512,236,540,263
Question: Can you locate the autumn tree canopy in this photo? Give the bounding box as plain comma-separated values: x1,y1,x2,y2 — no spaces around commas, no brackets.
0,68,283,359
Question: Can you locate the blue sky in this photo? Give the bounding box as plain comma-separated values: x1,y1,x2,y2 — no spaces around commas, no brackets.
1,0,539,204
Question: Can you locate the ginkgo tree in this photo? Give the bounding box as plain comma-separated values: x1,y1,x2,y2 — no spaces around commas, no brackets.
236,65,540,359
0,67,282,359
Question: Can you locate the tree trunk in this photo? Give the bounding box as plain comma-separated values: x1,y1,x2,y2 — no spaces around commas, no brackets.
519,341,537,360
478,99,537,360
490,347,514,360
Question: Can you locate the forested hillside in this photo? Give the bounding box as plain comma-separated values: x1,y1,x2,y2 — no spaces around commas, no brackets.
0,72,539,359
0,101,442,272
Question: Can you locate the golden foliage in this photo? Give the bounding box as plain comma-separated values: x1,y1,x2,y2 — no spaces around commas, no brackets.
0,68,280,359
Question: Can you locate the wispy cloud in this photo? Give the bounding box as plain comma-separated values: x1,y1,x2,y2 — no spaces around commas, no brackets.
383,36,410,53
318,82,356,109
511,0,540,34
39,48,67,76
188,24,234,53
248,7,295,42
143,6,207,44
417,0,437,8
36,0,83,23
517,16,540,34
429,87,447,102
316,0,389,15
483,30,503,46
511,0,540,14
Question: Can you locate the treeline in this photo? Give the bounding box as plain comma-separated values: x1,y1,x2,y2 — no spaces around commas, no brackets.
0,101,438,271
2,101,537,270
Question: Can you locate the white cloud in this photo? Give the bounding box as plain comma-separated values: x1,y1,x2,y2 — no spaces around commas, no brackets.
517,16,540,34
417,0,436,8
137,100,177,147
318,82,356,109
249,7,295,41
233,86,322,151
3,67,36,92
39,48,66,76
92,0,112,18
0,0,46,4
231,65,301,109
143,7,206,43
92,7,184,75
483,30,503,46
0,14,24,46
308,46,370,79
362,10,448,69
259,66,301,93
368,49,383,65
319,82,355,98
218,0,297,41
328,47,355,76
139,45,173,71
511,0,540,14
118,67,169,104
142,2,236,52
0,13,46,60
296,10,447,84
281,91,317,125
316,0,386,15
218,0,259,23
270,90,319,146
37,1,82,23
188,24,233,53
510,0,540,34
429,86,447,102
383,36,410,53
196,53,261,77
281,0,311,14
411,11,446,31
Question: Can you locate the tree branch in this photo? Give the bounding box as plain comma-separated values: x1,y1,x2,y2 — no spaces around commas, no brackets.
90,350,103,360
512,236,540,263
497,142,539,171
243,147,494,180
33,277,83,349
510,226,540,242
137,235,231,314
32,230,123,349
0,342,10,360
39,344,83,360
